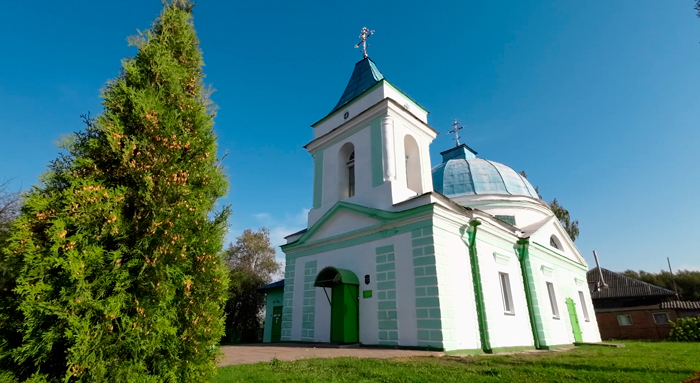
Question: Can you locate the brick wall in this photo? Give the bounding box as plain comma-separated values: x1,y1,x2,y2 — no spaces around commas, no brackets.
595,308,677,340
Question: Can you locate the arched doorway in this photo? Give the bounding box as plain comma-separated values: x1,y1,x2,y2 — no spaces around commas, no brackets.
314,267,360,343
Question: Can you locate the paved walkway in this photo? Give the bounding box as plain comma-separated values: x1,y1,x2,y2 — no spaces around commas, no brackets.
218,343,441,367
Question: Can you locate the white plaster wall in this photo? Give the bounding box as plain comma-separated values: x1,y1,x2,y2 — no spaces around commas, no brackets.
530,220,585,264
529,248,601,345
286,232,419,346
320,128,373,208
475,230,535,349
313,82,429,139
314,86,385,138
451,195,551,230
383,83,428,123
310,210,379,242
434,222,481,351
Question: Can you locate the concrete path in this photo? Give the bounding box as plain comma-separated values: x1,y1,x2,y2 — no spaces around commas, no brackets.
218,343,441,367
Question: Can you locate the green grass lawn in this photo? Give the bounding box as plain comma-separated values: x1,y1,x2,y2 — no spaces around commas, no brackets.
214,342,700,383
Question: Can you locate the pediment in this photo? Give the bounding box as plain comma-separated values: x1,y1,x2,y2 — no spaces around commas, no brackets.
528,216,587,266
306,209,382,243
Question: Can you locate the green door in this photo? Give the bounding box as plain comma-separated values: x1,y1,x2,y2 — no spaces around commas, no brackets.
271,306,283,343
566,298,583,343
330,284,359,343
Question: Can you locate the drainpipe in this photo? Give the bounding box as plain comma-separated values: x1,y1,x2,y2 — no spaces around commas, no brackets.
467,220,491,352
517,238,542,350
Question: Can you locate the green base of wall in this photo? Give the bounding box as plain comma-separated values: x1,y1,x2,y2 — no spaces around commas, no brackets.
574,342,625,348
539,343,574,350
444,348,485,356
359,343,444,352
487,345,537,354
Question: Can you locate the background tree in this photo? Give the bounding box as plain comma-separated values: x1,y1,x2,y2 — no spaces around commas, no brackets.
623,269,700,301
519,171,579,241
222,228,280,343
3,1,230,382
0,181,21,377
548,198,580,242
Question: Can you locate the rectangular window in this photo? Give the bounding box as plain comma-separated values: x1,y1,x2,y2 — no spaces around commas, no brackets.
546,282,560,319
499,272,514,314
578,291,590,322
653,312,670,325
617,314,632,326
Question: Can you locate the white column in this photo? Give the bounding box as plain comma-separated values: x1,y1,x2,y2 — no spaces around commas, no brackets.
381,116,396,181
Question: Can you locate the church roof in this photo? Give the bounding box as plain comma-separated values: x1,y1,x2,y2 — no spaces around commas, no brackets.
432,144,539,199
586,268,677,300
331,57,384,113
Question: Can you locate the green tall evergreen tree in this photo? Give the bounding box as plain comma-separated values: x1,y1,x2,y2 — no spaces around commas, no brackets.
3,1,229,381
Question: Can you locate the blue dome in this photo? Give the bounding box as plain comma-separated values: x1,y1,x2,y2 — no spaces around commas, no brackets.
432,145,538,199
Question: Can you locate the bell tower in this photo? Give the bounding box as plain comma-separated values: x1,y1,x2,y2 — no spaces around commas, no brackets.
305,29,437,226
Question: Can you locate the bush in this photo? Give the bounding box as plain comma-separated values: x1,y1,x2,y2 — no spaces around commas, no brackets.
669,317,700,342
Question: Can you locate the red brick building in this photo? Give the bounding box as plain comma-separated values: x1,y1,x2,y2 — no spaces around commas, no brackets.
587,267,680,340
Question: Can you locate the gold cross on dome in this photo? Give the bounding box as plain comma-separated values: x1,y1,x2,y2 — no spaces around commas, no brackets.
355,27,374,58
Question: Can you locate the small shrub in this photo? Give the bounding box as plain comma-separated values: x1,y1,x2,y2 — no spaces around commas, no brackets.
668,317,700,342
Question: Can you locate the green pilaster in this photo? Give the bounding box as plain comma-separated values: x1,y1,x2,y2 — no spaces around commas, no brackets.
412,225,443,348
312,151,323,209
370,119,384,187
376,244,399,345
301,260,318,341
517,238,546,348
467,220,491,352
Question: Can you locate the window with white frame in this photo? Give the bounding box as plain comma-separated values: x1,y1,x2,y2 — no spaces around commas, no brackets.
617,314,632,326
546,282,560,319
578,291,590,322
499,272,514,314
653,312,670,325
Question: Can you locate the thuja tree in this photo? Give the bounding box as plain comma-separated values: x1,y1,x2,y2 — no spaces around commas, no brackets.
4,1,229,381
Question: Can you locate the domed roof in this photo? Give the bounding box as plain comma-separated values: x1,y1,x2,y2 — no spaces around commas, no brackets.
432,145,539,199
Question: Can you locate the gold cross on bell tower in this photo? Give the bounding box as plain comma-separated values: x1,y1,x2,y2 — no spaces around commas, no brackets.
355,27,375,58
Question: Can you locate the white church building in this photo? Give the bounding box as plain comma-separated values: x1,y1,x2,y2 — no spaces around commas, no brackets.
261,41,602,353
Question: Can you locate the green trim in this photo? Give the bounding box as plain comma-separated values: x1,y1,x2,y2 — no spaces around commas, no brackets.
444,348,485,356
358,343,444,352
312,82,384,127
539,344,574,350
573,342,624,348
312,151,323,209
529,242,587,271
282,202,433,254
371,119,384,187
517,238,543,350
311,114,384,155
383,80,429,114
285,218,433,260
488,345,537,354
466,220,491,352
311,79,429,128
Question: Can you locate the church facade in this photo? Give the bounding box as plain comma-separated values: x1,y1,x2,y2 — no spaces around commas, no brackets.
268,54,601,353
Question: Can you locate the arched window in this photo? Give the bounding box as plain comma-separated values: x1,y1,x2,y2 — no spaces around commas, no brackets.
550,235,561,250
404,135,422,194
338,142,355,199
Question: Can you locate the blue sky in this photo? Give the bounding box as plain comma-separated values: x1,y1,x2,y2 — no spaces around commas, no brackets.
1,1,698,273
